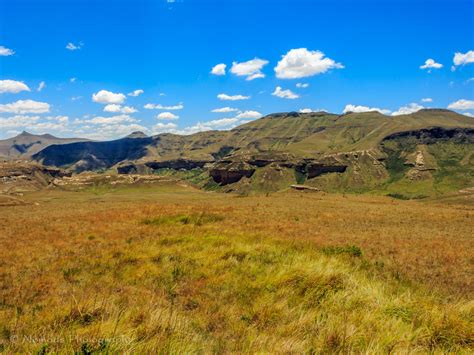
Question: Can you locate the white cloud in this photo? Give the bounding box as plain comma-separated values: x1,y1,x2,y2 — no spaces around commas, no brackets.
235,110,262,119
103,104,137,114
217,93,250,101
144,103,184,110
211,63,226,76
275,48,344,79
0,115,40,128
204,117,239,127
421,98,433,103
157,112,179,120
447,99,474,110
211,107,238,113
0,45,15,56
46,115,69,123
0,100,50,114
453,50,474,66
128,89,144,97
0,115,71,134
70,77,77,83
153,122,178,133
463,112,474,117
272,86,299,99
296,83,309,88
230,58,268,80
343,104,391,115
299,108,313,113
0,80,31,94
391,103,424,116
37,81,46,92
86,114,137,125
78,123,148,140
420,58,443,70
66,42,83,51
92,90,126,104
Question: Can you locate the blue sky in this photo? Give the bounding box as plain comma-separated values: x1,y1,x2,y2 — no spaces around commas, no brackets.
0,0,473,139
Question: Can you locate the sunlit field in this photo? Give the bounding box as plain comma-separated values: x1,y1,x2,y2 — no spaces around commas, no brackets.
0,183,472,353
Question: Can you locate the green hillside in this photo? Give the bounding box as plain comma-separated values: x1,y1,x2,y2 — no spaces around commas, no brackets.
31,109,474,197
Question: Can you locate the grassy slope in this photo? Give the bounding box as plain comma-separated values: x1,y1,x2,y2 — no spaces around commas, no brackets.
0,185,473,353
286,110,474,155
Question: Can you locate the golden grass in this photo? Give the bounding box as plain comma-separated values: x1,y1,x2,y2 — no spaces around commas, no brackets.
0,185,473,352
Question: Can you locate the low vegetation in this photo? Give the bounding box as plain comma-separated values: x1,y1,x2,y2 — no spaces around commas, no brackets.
0,185,472,352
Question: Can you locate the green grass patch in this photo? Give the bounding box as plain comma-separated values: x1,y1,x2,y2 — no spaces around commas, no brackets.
142,213,224,226
321,245,363,257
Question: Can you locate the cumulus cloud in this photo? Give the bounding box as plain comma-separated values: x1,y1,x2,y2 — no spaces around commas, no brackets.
420,58,443,70
92,90,126,104
86,114,137,125
421,98,433,103
0,115,40,128
453,50,474,66
231,58,269,80
217,93,250,101
343,104,391,115
275,48,344,79
0,115,70,134
156,112,179,120
211,107,238,113
103,104,137,114
0,100,50,114
0,80,31,94
391,103,424,116
153,122,178,134
77,123,148,140
46,115,69,123
128,89,144,97
37,81,46,92
447,99,474,110
211,63,226,76
296,83,309,88
235,110,262,119
463,112,474,117
0,45,15,56
272,86,299,99
66,42,83,51
299,108,327,113
144,103,184,110
203,117,239,128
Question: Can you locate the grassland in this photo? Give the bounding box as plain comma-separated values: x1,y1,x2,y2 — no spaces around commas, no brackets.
0,183,473,352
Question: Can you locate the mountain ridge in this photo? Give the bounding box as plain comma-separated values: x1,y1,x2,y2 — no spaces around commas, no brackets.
0,131,89,160
4,108,473,197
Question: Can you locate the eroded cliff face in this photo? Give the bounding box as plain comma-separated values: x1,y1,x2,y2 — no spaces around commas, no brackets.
0,160,70,194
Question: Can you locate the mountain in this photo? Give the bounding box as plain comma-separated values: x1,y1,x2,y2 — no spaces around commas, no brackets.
32,109,474,197
0,131,88,159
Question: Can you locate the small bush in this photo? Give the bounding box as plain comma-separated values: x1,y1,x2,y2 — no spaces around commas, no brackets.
142,213,224,226
321,245,363,257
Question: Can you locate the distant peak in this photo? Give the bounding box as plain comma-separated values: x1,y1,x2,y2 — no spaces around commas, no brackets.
418,108,454,114
126,131,148,139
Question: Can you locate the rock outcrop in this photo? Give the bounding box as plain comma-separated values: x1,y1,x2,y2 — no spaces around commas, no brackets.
209,161,256,185
0,160,70,194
